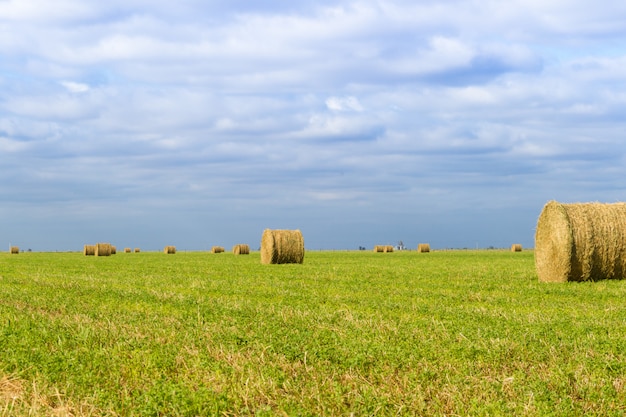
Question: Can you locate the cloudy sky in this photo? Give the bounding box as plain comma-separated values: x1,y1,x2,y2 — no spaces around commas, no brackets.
2,0,626,251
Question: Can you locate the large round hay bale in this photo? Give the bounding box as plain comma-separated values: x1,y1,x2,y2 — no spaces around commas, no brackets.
111,246,117,255
84,245,95,256
373,245,385,252
233,244,250,255
211,246,225,253
260,229,304,264
418,243,430,253
134,248,140,253
164,245,176,254
384,245,394,253
124,247,131,253
511,244,522,252
95,242,112,257
535,200,626,282
9,246,19,254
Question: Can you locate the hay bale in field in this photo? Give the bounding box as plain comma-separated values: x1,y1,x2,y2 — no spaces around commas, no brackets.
134,248,140,253
211,246,224,253
9,246,19,254
233,244,250,255
511,244,522,252
418,243,430,253
111,246,117,255
384,245,394,253
83,245,95,256
95,242,112,257
164,245,176,254
535,200,626,282
260,229,304,264
124,247,131,253
373,245,385,252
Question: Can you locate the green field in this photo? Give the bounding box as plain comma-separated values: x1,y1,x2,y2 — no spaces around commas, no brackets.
1,250,625,416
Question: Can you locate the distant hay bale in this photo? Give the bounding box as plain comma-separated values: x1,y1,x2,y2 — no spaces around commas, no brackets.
384,245,394,253
83,245,95,256
535,200,626,282
95,243,112,257
111,246,117,255
373,245,385,252
9,246,19,254
418,243,430,253
511,244,522,252
233,244,250,255
124,248,131,253
260,229,304,264
164,245,176,254
134,248,140,253
211,246,225,253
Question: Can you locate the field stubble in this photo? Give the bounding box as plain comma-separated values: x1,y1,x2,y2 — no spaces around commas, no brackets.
1,250,625,416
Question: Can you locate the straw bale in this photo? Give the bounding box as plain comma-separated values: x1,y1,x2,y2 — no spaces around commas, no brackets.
233,244,250,255
260,229,304,264
111,246,117,255
164,245,176,254
211,246,225,253
83,245,95,256
384,245,394,253
124,248,131,253
373,245,385,252
418,243,430,253
134,248,140,253
9,246,19,254
95,243,112,257
535,200,626,282
511,244,522,252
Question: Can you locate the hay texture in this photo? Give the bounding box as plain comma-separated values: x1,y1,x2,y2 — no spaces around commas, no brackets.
260,229,304,264
83,245,95,256
373,245,385,252
384,245,394,253
511,244,522,252
95,243,112,257
9,246,19,254
124,248,131,253
111,246,117,255
233,244,250,255
164,245,176,254
211,246,225,254
535,200,626,282
418,243,430,253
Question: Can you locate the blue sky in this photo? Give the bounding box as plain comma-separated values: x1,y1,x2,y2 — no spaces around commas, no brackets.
2,0,626,251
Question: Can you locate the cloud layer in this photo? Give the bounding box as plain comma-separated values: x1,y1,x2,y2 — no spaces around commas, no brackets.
2,0,626,250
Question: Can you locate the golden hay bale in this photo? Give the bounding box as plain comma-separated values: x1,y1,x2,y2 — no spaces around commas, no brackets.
373,245,385,252
9,246,19,254
384,245,394,253
111,246,117,255
511,244,522,252
260,229,304,264
83,245,95,256
211,246,225,253
164,245,176,254
233,244,250,255
417,243,430,253
95,242,112,257
124,247,131,253
134,248,140,253
535,200,626,282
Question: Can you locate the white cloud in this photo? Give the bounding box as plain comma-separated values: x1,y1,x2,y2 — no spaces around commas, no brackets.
325,96,364,112
60,81,90,93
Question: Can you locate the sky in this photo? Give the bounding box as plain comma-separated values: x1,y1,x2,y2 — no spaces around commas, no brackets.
2,0,626,251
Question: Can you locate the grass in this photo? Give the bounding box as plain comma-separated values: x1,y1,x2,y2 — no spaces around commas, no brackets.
1,250,625,416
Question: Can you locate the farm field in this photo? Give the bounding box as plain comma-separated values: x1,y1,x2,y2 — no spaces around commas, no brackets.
1,250,626,416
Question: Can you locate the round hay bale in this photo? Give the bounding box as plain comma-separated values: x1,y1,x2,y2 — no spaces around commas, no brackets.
83,245,95,256
233,244,250,255
211,246,225,254
164,245,176,254
134,248,140,253
95,243,112,257
535,200,626,282
9,246,19,254
384,245,394,253
260,229,304,264
373,245,385,253
418,243,430,253
124,247,131,253
111,246,117,255
511,244,522,252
